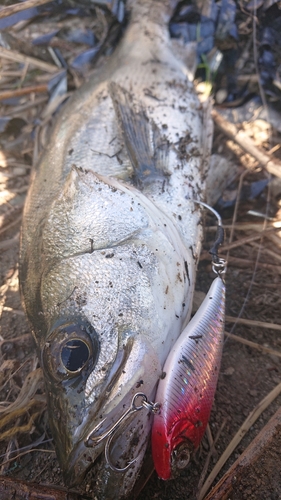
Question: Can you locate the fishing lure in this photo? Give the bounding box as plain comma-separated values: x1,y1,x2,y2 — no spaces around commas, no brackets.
151,201,226,480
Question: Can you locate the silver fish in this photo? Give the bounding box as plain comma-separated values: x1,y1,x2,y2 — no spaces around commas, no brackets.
19,0,213,497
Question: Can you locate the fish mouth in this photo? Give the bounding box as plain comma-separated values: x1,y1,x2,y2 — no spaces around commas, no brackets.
46,335,161,487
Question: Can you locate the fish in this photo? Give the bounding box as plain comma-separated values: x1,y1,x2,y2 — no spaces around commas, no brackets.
151,272,226,479
19,0,214,498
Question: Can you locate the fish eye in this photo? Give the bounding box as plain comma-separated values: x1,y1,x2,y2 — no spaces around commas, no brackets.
61,339,90,373
43,322,99,381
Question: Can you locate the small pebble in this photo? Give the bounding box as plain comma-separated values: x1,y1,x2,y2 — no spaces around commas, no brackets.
248,389,258,397
223,366,235,376
215,88,227,104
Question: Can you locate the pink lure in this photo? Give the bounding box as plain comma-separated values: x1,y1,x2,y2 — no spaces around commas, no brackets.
152,276,225,479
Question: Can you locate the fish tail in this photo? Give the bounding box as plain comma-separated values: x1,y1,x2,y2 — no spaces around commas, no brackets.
126,0,179,23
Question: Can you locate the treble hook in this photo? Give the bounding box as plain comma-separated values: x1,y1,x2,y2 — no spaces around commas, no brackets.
85,392,160,472
104,431,136,472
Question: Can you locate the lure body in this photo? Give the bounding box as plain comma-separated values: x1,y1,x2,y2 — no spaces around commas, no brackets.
152,276,225,480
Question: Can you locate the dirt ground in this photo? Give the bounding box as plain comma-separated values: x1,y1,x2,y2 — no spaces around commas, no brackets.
1,2,281,499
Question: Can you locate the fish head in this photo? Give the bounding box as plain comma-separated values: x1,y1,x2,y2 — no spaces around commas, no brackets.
26,167,192,489
41,316,161,486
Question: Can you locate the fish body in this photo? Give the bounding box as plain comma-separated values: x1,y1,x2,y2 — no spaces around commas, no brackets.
19,0,213,497
151,276,225,480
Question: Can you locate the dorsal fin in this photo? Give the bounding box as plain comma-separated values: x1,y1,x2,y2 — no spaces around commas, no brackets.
109,82,170,189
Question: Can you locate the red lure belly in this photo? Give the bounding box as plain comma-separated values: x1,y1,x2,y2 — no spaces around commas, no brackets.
151,276,225,480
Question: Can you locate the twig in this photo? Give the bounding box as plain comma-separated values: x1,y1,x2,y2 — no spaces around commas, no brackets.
252,281,280,288
226,163,266,338
252,0,271,147
0,475,87,500
0,47,58,73
222,229,266,251
0,436,52,462
212,109,281,178
249,240,281,263
0,407,43,440
0,84,48,101
225,331,281,359
0,233,20,250
0,439,15,476
0,448,55,468
267,233,281,248
205,221,281,231
203,407,281,500
200,227,278,260
198,380,281,500
205,424,214,450
237,74,258,83
2,306,24,316
5,95,48,116
9,185,29,194
228,169,249,251
225,316,281,332
197,419,227,496
2,160,30,169
0,0,52,20
0,268,18,318
226,255,281,273
0,215,22,235
19,61,29,87
268,144,281,155
32,462,50,482
0,71,23,77
0,335,33,355
0,368,43,416
0,359,29,392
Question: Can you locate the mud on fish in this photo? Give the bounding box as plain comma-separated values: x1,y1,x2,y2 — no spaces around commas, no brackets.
19,0,219,498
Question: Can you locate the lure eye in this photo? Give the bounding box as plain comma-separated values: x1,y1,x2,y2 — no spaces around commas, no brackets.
43,322,99,381
61,339,90,373
171,441,192,476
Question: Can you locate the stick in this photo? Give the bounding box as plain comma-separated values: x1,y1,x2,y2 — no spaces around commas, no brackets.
203,407,281,500
197,420,227,495
200,254,281,273
225,255,281,273
0,448,55,469
200,227,278,260
0,475,89,500
225,331,281,359
249,240,281,263
0,84,48,101
0,233,20,250
2,306,25,315
225,316,281,332
0,46,58,73
0,215,22,235
267,233,281,248
0,0,52,20
197,380,281,500
6,95,48,116
212,109,281,178
205,221,281,231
